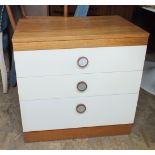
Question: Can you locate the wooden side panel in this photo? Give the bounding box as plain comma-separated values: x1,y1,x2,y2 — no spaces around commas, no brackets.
23,124,133,142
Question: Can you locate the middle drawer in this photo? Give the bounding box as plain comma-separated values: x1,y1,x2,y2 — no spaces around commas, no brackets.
17,71,142,101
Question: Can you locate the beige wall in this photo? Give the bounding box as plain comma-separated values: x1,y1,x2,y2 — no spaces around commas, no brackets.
24,5,48,16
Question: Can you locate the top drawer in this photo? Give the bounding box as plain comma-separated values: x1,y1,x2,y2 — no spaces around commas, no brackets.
14,46,146,78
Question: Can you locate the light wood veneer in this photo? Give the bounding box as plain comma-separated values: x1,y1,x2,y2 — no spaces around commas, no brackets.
13,16,149,51
24,124,133,142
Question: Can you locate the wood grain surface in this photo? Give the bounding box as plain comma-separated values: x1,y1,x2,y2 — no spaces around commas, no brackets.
23,124,133,142
12,16,149,51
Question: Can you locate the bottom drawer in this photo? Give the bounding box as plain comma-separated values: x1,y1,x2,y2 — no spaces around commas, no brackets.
20,94,138,132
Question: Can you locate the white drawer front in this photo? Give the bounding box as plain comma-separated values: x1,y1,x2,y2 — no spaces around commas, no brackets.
14,46,146,78
20,94,138,132
17,71,142,101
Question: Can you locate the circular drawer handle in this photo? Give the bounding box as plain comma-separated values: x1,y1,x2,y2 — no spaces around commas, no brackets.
76,104,86,114
77,81,87,92
77,56,89,68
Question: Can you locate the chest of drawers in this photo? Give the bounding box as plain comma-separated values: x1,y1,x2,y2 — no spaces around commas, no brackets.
12,16,149,142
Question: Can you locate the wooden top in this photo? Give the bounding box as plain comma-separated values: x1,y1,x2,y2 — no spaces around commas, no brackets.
13,16,149,51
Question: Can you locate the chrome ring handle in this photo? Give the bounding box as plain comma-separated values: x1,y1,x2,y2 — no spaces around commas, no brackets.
77,81,87,92
76,104,86,114
77,56,89,68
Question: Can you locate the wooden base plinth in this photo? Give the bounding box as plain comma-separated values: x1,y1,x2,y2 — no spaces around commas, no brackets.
23,124,133,142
